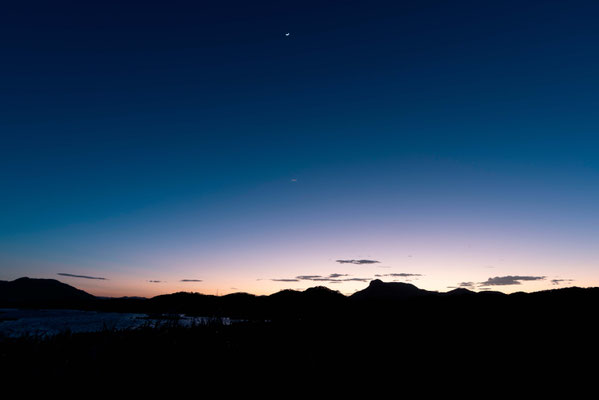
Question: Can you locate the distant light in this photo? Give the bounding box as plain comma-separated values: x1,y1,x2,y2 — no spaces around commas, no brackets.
285,33,290,36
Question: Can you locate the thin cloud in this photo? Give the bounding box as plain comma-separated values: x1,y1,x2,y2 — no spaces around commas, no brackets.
341,277,370,282
296,275,324,280
480,276,545,286
295,274,351,281
271,274,370,284
148,280,163,283
58,273,107,280
447,282,476,289
180,279,203,282
300,274,367,282
375,273,423,278
336,259,380,265
551,279,574,286
328,273,349,278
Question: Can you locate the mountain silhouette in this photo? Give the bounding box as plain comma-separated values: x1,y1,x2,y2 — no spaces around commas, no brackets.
350,279,433,300
269,285,345,302
443,287,475,296
0,277,95,307
2,277,598,323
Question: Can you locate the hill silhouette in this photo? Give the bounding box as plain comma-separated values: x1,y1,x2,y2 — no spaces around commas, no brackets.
2,276,599,322
0,277,95,308
350,279,433,299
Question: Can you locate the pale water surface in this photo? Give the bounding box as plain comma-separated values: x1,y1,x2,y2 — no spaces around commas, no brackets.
0,308,233,338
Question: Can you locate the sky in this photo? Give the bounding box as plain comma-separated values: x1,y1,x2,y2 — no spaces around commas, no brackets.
1,0,599,297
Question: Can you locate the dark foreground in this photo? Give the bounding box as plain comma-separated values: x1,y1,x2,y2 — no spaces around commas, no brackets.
2,294,597,388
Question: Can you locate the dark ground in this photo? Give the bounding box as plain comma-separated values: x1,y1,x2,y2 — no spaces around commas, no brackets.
2,291,596,389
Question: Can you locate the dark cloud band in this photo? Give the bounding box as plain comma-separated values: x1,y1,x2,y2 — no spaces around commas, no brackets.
480,276,545,286
336,259,380,265
551,279,574,285
58,273,107,280
271,274,370,283
375,273,423,278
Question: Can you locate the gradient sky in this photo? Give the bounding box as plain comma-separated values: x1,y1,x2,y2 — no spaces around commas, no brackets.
1,0,598,297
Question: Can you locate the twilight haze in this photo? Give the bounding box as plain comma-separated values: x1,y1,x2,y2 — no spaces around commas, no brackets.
1,1,598,297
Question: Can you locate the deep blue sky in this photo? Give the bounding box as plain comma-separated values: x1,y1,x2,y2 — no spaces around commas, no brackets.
1,1,599,296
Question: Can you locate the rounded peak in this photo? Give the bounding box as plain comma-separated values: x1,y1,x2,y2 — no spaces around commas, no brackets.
305,285,338,292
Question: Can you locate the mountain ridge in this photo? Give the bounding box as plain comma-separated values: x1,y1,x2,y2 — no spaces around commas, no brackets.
0,277,96,305
1,277,597,316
